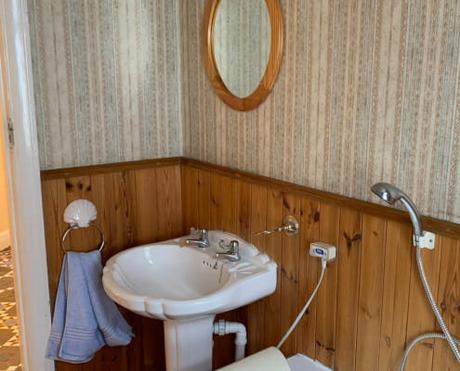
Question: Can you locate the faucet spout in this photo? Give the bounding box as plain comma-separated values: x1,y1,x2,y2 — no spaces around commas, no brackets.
184,228,209,248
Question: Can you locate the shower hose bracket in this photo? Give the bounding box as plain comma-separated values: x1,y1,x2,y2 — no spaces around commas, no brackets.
414,231,436,250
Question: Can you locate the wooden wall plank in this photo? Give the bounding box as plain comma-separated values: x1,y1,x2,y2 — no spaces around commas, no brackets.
89,172,132,370
432,236,460,369
355,215,386,371
41,179,68,305
42,179,85,371
210,174,237,232
404,236,443,370
263,190,284,347
210,173,243,369
91,172,130,257
127,168,160,245
296,197,320,359
155,166,183,240
63,176,99,251
248,183,268,247
181,165,199,231
315,202,340,368
197,170,212,229
247,184,268,354
334,208,362,371
279,194,301,355
378,221,413,371
236,180,251,240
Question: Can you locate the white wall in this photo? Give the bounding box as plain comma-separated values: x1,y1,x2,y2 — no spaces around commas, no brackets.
0,111,9,249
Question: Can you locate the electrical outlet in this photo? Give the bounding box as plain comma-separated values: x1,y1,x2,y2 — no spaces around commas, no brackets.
309,242,336,262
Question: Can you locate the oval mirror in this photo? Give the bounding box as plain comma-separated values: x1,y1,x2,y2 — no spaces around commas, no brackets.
203,0,283,111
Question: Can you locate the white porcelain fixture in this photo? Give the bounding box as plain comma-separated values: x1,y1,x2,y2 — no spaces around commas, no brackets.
102,231,277,371
63,199,97,228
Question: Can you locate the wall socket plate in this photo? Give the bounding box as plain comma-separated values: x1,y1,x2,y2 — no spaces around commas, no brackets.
309,242,336,262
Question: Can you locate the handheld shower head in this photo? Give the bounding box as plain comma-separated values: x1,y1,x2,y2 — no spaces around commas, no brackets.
371,182,403,204
371,182,423,241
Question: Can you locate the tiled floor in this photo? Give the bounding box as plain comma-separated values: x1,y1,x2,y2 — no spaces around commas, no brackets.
0,248,21,371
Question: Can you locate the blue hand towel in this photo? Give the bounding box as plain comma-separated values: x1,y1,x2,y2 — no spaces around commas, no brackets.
47,250,133,363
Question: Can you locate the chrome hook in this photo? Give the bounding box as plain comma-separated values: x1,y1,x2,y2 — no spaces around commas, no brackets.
254,215,299,237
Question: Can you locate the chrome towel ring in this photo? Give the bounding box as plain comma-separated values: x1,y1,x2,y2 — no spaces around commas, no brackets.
60,199,106,253
61,223,105,253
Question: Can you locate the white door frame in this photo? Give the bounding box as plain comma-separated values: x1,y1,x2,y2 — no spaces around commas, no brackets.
0,0,54,370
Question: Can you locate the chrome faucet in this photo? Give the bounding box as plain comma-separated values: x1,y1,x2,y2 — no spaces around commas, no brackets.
215,240,240,262
184,228,210,248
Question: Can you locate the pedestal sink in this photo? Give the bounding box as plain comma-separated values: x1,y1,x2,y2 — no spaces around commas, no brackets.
102,231,277,371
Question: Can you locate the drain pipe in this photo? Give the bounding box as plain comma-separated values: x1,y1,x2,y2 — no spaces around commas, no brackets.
214,320,247,361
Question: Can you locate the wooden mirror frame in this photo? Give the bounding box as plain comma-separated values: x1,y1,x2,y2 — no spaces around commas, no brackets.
203,0,284,111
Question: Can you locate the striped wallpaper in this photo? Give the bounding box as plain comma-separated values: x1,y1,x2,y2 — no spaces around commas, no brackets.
28,0,183,169
28,0,460,223
180,0,460,223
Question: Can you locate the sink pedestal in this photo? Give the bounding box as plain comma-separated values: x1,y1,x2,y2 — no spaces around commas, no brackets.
164,315,216,371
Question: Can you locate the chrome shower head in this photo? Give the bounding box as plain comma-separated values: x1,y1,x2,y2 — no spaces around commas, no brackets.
371,182,402,204
371,182,423,241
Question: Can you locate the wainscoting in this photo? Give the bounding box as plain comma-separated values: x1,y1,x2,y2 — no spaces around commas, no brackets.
41,158,460,371
181,159,460,371
41,159,183,371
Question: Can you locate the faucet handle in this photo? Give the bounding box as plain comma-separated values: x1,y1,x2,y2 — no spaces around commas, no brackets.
190,227,207,237
216,240,240,262
219,239,239,253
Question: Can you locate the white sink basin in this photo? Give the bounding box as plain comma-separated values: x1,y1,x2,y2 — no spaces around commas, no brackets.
103,231,277,320
102,231,277,371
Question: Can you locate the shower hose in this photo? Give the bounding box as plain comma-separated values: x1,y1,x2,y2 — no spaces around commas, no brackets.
400,246,460,370
277,259,327,350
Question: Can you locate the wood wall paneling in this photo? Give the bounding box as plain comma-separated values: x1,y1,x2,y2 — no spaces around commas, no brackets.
334,208,362,371
378,221,413,371
262,190,284,349
432,237,460,369
179,163,460,371
279,194,301,355
247,183,269,354
404,243,443,369
355,215,386,371
41,159,460,370
296,198,320,358
314,203,340,368
41,163,182,371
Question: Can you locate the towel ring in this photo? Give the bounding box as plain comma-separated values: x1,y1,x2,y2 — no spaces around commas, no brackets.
61,223,105,253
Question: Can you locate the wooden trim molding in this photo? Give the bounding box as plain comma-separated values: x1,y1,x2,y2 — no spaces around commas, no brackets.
202,0,284,111
41,157,182,180
41,156,460,239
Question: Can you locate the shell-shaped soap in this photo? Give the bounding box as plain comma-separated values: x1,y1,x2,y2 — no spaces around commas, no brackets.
63,199,97,228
